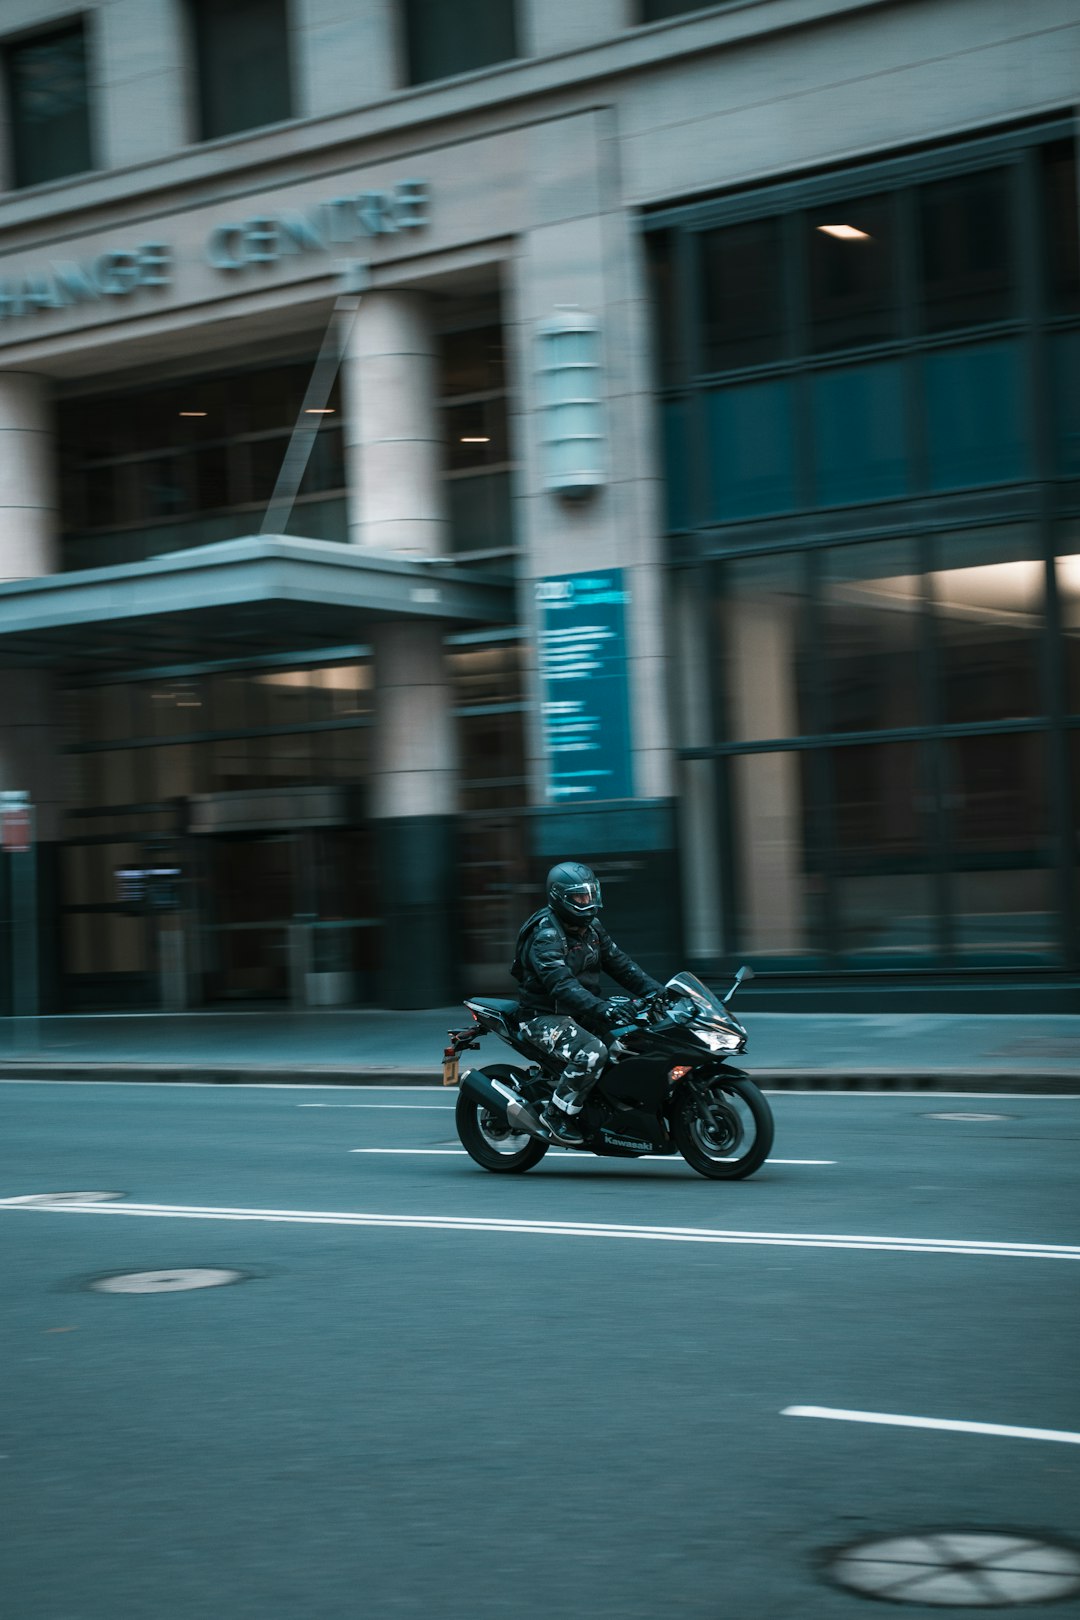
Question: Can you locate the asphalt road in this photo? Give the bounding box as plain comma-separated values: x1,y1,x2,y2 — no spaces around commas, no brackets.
2,1080,1079,1619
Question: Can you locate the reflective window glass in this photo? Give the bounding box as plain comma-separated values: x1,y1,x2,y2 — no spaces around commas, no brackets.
701,217,786,371
919,167,1014,331
439,327,505,396
404,0,518,86
831,741,936,960
660,400,692,530
808,194,898,352
1042,139,1080,315
731,750,820,956
5,21,93,189
444,399,508,470
639,0,717,17
923,340,1030,489
819,540,922,732
810,360,908,505
932,528,1044,724
191,0,292,141
946,731,1056,961
721,553,813,741
1051,330,1080,477
706,379,796,519
1056,542,1080,714
446,471,513,552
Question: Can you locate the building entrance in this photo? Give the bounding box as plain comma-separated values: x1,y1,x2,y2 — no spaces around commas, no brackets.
201,831,295,1003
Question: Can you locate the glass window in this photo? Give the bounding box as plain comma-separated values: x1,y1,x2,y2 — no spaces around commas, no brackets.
1056,542,1080,715
5,20,93,189
819,540,923,733
1042,139,1080,316
923,340,1030,489
660,399,692,531
731,750,820,956
404,0,518,86
808,193,898,352
639,0,720,19
446,471,513,551
444,399,508,470
919,166,1014,331
721,553,813,742
646,231,678,388
831,741,936,960
947,731,1055,961
1051,330,1080,477
932,528,1045,725
810,360,908,505
700,217,786,371
439,327,505,397
705,378,796,519
190,0,292,141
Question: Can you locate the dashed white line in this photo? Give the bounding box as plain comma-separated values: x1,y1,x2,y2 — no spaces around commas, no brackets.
783,1406,1080,1445
0,1198,1075,1259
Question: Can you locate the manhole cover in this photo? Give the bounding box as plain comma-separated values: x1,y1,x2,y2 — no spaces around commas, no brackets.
88,1268,245,1294
830,1533,1080,1607
925,1113,1012,1123
1,1191,125,1205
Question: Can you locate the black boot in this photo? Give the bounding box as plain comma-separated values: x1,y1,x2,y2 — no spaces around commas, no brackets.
541,1092,585,1145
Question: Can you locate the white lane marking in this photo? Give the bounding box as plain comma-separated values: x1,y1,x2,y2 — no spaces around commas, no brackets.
1,1199,1076,1259
783,1406,1080,1445
348,1147,835,1163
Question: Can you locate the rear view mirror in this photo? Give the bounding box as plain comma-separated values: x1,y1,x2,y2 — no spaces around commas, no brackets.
735,964,755,985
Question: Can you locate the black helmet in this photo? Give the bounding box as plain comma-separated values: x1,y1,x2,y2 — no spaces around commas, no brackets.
547,861,602,928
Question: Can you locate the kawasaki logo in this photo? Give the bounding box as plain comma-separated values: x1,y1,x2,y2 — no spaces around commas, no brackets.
602,1131,651,1152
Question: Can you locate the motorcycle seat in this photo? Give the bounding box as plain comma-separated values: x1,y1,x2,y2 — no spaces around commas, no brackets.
467,997,522,1018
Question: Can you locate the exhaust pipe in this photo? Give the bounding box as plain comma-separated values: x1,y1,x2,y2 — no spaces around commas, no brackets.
460,1069,547,1140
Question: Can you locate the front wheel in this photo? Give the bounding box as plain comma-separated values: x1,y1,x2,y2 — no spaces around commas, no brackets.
671,1078,774,1180
455,1069,549,1173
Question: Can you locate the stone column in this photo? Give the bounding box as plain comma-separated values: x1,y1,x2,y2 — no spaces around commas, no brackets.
343,290,447,557
342,294,458,1004
369,622,459,1007
0,372,58,581
0,372,62,1011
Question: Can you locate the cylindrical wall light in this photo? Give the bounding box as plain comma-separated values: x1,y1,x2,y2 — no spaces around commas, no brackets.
536,307,605,497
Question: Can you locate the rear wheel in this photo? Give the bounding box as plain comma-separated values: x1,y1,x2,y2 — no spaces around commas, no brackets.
455,1070,549,1173
672,1078,774,1180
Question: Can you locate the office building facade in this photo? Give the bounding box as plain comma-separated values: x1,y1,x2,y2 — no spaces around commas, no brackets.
0,0,1076,1012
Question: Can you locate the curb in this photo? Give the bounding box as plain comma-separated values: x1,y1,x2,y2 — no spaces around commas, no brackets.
1,1064,1078,1093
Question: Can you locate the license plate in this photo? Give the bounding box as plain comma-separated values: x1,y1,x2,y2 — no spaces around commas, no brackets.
442,1054,460,1086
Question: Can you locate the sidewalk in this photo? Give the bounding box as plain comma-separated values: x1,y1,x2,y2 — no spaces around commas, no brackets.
1,1008,1077,1090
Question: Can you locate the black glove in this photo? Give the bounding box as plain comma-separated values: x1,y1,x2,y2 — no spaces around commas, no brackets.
602,998,635,1029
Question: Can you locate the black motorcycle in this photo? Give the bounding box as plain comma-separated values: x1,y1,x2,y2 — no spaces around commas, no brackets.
442,967,773,1180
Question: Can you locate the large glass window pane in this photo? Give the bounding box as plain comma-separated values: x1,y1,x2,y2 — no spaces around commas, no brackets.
444,399,508,469
1056,541,1080,715
923,340,1030,489
808,194,898,352
1042,139,1080,316
919,167,1015,331
660,399,692,530
404,0,518,86
1051,331,1080,477
701,217,786,371
446,472,513,551
820,540,923,732
706,379,796,519
932,528,1044,724
439,326,505,396
947,731,1056,961
5,21,93,189
639,0,717,18
831,742,936,960
810,360,908,505
721,553,813,741
191,0,292,141
732,750,820,956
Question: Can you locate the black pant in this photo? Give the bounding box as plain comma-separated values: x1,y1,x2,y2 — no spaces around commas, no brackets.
518,1014,608,1110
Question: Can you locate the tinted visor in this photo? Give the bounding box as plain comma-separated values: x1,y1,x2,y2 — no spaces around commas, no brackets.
564,882,600,911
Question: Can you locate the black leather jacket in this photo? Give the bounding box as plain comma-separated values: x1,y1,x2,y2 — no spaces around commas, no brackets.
513,907,663,1035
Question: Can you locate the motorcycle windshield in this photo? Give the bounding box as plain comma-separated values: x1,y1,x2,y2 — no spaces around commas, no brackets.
664,971,744,1032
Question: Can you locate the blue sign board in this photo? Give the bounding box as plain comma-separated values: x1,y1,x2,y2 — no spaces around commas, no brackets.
537,570,633,802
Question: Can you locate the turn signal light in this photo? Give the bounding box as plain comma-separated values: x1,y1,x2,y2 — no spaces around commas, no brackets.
669,1065,692,1083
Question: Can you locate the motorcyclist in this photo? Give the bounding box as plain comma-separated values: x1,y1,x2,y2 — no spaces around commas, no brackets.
511,861,664,1145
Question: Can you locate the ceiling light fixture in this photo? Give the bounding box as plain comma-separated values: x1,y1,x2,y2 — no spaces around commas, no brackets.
179,411,207,417
460,436,491,443
817,224,872,241
305,407,335,415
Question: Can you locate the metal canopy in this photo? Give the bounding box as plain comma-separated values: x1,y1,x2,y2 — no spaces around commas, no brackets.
0,535,516,672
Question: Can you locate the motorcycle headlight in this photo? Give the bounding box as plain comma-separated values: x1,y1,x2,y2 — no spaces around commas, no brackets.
694,1027,743,1054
